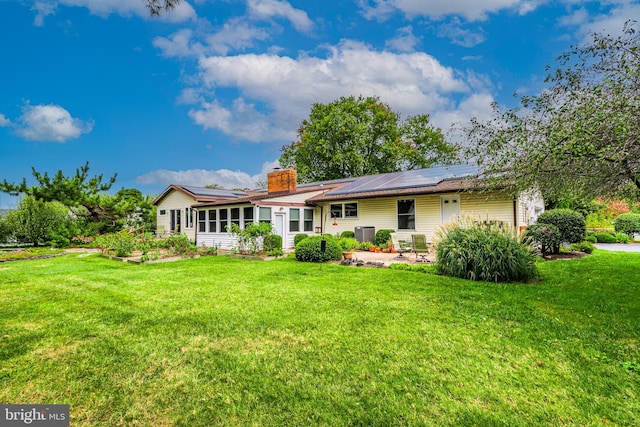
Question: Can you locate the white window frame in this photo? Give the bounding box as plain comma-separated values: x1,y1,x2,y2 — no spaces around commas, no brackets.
330,202,358,219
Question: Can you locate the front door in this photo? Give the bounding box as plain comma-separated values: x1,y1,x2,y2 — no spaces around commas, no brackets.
441,195,460,224
274,213,285,239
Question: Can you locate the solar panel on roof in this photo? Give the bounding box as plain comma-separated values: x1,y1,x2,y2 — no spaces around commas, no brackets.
326,165,478,196
181,186,247,198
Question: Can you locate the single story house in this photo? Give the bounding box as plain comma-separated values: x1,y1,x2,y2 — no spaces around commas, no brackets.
153,165,544,250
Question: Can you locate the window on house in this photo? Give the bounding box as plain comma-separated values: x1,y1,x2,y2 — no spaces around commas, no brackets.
230,208,240,228
290,208,300,232
198,210,206,232
344,203,358,218
398,199,415,230
208,209,217,233
159,209,166,215
303,209,314,232
243,207,254,228
330,204,342,218
170,209,181,233
330,203,358,218
219,208,228,231
259,207,272,224
185,208,194,229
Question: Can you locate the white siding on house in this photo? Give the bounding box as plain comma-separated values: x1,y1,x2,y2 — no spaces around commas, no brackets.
516,190,545,229
461,192,516,229
195,204,320,250
318,191,518,242
155,191,197,241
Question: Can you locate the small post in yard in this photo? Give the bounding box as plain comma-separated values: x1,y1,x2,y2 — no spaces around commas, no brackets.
320,238,326,270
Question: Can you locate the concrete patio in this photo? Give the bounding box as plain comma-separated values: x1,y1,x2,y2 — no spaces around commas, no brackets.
344,250,435,267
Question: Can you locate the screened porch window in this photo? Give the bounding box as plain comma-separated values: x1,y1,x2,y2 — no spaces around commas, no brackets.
198,210,206,232
219,208,228,231
243,207,254,227
208,209,217,233
230,208,240,228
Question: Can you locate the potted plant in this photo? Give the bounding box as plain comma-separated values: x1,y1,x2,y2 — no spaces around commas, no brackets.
339,237,358,259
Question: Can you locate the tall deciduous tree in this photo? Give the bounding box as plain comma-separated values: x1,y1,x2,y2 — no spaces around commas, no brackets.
4,196,71,246
464,21,640,201
280,95,458,182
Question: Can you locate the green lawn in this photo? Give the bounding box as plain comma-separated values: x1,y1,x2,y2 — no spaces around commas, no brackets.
1,251,639,426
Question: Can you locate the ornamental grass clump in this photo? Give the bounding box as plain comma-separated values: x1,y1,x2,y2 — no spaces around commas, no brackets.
434,218,538,283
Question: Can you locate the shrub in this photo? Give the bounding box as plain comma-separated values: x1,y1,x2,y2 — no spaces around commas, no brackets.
165,233,192,255
227,222,273,254
585,235,597,243
111,232,136,257
435,219,537,283
340,230,355,239
616,232,631,244
358,241,373,251
294,233,309,246
338,237,359,252
375,229,394,247
537,209,586,245
569,241,595,254
93,233,117,254
263,234,282,252
614,213,640,236
523,223,562,255
594,232,617,243
295,236,342,262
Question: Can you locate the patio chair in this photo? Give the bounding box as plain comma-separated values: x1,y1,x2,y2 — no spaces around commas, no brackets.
411,234,431,262
390,233,412,258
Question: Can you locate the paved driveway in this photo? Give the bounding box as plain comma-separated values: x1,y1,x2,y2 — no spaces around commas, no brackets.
594,243,640,253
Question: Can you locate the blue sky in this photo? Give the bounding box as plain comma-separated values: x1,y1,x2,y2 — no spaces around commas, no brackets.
1,0,638,208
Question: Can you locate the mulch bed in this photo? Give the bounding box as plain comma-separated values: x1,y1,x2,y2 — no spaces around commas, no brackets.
543,251,589,260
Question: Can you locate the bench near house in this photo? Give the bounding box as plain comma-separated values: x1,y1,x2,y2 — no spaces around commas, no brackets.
153,165,544,250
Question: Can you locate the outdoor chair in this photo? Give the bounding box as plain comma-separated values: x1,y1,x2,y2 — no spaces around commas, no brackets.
390,233,412,258
411,234,431,262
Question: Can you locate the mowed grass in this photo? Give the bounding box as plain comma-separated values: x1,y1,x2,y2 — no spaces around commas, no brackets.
1,251,639,426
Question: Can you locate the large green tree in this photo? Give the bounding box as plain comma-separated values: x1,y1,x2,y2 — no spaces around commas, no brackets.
0,163,155,234
464,21,640,201
0,162,117,223
280,95,458,182
3,196,72,246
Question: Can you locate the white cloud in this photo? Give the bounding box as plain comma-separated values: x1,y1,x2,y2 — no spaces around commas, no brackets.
32,1,57,26
385,25,420,52
184,40,487,141
566,3,640,43
205,17,272,55
247,0,314,33
34,0,196,25
153,29,201,57
136,160,280,187
15,104,93,142
0,114,11,127
361,0,532,22
437,19,486,47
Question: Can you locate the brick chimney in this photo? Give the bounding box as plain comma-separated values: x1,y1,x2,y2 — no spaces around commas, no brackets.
267,169,297,194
